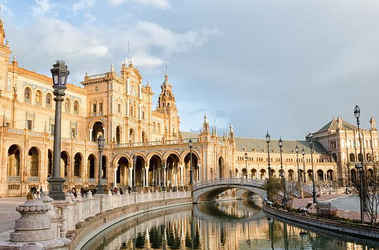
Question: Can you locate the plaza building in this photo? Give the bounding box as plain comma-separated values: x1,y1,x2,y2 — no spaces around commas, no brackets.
0,19,376,197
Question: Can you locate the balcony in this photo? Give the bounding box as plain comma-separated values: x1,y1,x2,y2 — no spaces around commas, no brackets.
74,177,82,183
8,176,21,183
113,137,200,148
27,176,40,183
89,178,96,184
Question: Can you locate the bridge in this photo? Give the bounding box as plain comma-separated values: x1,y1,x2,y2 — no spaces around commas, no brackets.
192,178,267,203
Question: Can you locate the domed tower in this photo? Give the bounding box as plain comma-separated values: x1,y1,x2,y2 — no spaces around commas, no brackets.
156,74,180,140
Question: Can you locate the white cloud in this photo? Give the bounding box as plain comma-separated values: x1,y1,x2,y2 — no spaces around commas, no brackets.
32,0,51,16
133,53,164,68
108,0,170,9
73,0,96,12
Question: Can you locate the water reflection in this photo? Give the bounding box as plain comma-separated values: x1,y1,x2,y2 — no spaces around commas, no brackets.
82,200,379,250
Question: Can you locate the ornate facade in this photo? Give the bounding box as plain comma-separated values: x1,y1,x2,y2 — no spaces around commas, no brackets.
0,19,377,197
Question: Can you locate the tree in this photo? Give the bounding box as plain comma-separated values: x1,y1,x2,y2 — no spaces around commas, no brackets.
264,177,283,203
365,174,378,225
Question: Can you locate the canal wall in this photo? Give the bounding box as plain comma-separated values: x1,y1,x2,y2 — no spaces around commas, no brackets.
263,205,379,241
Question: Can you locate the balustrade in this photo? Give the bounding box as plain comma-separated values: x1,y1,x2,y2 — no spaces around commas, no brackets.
193,177,265,190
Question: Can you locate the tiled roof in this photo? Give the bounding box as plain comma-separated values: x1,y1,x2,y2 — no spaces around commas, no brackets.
235,137,327,154
317,118,356,133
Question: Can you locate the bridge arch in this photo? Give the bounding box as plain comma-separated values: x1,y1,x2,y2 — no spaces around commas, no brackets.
192,178,266,203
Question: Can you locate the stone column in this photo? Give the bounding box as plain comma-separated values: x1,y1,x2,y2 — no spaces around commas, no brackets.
145,165,149,187
114,168,117,188
89,128,93,141
163,161,167,187
129,167,133,187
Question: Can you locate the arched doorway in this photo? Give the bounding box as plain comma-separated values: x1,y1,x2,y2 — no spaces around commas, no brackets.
184,152,199,184
218,157,224,179
8,145,21,177
307,170,313,182
116,126,121,144
61,151,69,178
349,153,355,162
317,170,324,182
74,153,82,177
88,154,96,179
149,155,162,187
116,157,129,186
367,168,374,181
48,150,53,177
92,121,104,142
166,154,180,188
299,169,304,182
28,147,39,177
270,169,275,178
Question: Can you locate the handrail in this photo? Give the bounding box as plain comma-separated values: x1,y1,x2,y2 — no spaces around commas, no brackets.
193,177,265,190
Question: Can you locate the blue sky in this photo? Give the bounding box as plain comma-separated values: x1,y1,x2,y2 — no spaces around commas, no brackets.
1,0,379,140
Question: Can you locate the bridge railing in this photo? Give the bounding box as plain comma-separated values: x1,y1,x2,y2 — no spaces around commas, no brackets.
193,178,265,190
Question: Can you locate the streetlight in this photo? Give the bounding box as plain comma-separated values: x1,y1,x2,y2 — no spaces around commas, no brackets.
48,60,69,200
97,135,105,194
244,150,248,179
296,145,302,198
189,139,193,185
354,105,365,223
279,137,287,207
309,133,317,204
302,148,306,184
266,131,271,181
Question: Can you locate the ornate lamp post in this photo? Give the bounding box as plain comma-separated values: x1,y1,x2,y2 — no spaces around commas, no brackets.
309,133,317,204
48,61,69,200
354,105,365,223
189,139,193,185
302,148,306,183
279,138,287,206
296,145,302,197
97,135,105,194
266,131,271,180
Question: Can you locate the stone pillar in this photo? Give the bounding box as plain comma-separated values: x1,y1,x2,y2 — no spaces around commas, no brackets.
114,168,117,188
163,161,167,187
129,167,133,187
145,166,149,187
174,167,178,187
89,128,93,141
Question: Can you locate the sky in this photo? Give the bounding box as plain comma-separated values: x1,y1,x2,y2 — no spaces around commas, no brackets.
0,0,378,140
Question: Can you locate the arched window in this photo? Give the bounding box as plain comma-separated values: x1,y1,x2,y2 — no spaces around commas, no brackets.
46,93,52,108
35,90,42,105
65,99,71,113
24,87,31,103
73,101,79,114
349,153,355,162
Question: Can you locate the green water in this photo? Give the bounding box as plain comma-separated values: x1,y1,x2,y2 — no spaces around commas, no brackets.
82,200,379,250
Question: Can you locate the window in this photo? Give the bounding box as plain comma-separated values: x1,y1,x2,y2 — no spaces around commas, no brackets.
118,103,121,113
99,102,103,114
73,101,79,114
142,111,145,120
24,87,31,103
65,99,70,113
27,120,32,130
71,128,77,138
93,103,97,113
50,124,54,135
35,90,42,105
46,93,52,107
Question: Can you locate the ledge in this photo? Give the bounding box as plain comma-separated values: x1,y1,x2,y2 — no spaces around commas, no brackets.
263,205,379,245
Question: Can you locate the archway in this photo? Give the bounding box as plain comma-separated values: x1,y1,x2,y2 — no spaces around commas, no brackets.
358,153,363,162
288,169,294,181
135,156,145,188
299,169,305,182
184,152,199,185
349,153,355,162
260,169,266,179
74,153,82,177
88,154,96,179
116,126,121,144
149,155,162,186
307,170,313,183
218,157,224,179
317,170,324,182
251,169,257,179
48,150,53,177
92,121,104,142
242,168,247,179
116,157,129,186
28,147,39,177
270,169,275,178
367,168,374,181
8,145,21,177
61,151,69,178
327,170,333,181
166,154,180,188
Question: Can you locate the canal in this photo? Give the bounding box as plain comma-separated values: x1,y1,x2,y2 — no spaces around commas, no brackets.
82,199,379,250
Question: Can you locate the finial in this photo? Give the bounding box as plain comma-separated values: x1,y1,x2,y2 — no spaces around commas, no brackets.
111,64,114,72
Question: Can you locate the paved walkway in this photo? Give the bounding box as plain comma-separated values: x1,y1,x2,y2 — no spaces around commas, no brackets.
0,197,25,241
